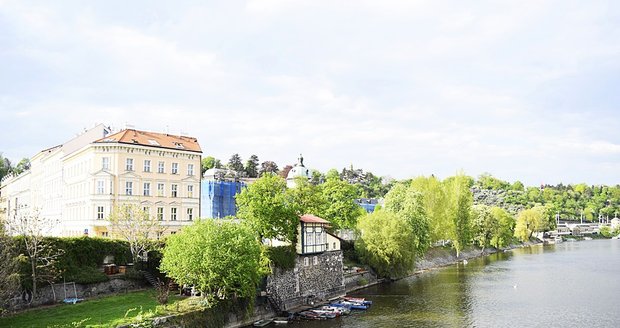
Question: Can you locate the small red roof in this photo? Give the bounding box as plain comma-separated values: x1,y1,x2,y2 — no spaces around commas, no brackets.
300,214,330,224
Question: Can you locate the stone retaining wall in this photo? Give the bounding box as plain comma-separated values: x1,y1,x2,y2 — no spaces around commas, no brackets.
266,250,345,311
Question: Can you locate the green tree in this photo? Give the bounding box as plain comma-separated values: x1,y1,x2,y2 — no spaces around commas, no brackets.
0,222,20,315
244,154,260,178
12,158,30,175
236,174,298,242
383,183,430,256
514,206,548,242
287,177,327,216
489,207,515,249
227,153,244,173
445,174,473,257
0,154,12,181
259,161,279,176
320,175,364,229
470,205,497,251
160,219,268,307
476,173,510,190
325,168,340,181
410,176,448,243
511,181,525,191
201,156,222,175
355,211,418,278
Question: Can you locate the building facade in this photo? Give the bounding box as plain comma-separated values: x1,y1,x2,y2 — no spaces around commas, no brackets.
1,125,202,237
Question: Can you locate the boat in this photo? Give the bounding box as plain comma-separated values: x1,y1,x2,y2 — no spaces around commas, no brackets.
320,305,350,315
310,310,337,319
344,297,373,305
273,316,291,324
330,300,369,310
253,319,273,327
584,237,592,241
298,311,325,320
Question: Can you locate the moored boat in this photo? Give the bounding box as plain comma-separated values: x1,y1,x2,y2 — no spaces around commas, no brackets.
344,297,373,305
253,318,273,327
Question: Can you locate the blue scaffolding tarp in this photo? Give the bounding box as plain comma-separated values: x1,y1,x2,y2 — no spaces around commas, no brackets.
201,180,246,218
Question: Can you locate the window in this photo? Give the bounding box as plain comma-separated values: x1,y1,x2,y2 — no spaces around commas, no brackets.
187,208,193,221
313,256,318,265
170,231,177,235
97,206,104,220
157,207,164,221
156,231,163,240
158,161,165,173
143,182,151,196
126,158,134,171
144,160,151,172
187,164,194,176
171,208,177,221
171,163,178,174
102,157,110,170
143,206,150,215
96,180,105,194
125,181,133,195
333,242,337,250
157,183,164,197
304,257,309,267
101,231,109,237
171,184,178,198
187,185,194,198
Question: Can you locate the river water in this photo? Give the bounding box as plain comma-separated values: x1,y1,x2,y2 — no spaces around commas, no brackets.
291,239,620,328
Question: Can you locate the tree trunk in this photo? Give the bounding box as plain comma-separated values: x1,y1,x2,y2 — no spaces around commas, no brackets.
30,259,36,303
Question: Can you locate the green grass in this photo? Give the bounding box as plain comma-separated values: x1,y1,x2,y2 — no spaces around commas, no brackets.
0,290,184,328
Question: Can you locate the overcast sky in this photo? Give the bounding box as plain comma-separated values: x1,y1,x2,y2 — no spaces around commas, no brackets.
1,1,620,186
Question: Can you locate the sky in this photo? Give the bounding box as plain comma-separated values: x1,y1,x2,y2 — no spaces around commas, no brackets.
1,0,620,186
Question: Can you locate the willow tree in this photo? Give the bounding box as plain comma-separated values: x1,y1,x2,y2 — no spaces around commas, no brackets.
410,176,449,244
383,183,430,257
160,219,268,307
355,211,417,278
444,174,473,257
514,206,548,242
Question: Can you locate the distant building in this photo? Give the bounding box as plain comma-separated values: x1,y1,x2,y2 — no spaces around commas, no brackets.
200,168,247,219
611,218,620,230
286,154,311,188
356,198,380,213
1,125,202,237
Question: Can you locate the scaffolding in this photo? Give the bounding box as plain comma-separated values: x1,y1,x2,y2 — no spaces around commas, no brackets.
201,180,246,218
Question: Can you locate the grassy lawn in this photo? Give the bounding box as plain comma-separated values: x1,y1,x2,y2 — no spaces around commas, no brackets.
0,289,184,328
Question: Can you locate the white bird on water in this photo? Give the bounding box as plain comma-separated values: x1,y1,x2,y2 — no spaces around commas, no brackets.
513,284,518,289
462,259,468,265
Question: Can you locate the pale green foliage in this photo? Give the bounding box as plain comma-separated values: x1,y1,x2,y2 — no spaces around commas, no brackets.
236,174,298,242
489,207,515,249
383,183,430,256
320,176,364,229
0,223,20,314
355,211,417,278
410,176,449,243
470,205,515,250
444,174,473,257
599,225,612,238
514,206,548,242
160,219,268,307
471,205,497,250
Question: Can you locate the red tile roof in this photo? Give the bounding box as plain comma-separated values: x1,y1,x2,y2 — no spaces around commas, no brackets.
300,214,330,225
94,129,202,153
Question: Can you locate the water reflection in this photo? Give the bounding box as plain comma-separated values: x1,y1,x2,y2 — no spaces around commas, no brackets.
289,240,620,328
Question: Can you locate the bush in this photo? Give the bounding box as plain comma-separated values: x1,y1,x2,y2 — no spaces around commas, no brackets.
64,266,109,284
266,245,296,270
124,269,145,282
357,277,369,286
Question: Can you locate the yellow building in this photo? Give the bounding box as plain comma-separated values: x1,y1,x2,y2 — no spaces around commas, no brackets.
1,125,202,237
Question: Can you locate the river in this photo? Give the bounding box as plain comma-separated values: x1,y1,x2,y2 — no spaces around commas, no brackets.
291,239,620,328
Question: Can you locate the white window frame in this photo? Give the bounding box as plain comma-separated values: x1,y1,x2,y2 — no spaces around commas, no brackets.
171,162,178,174
143,182,150,196
96,180,105,194
158,161,165,173
171,207,177,221
187,208,193,221
144,160,151,172
171,184,178,198
97,206,104,220
188,185,194,198
157,183,164,197
102,157,110,170
157,207,164,221
126,158,134,171
187,164,194,176
125,181,133,195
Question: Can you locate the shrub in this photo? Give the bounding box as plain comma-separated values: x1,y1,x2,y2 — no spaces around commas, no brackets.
266,245,296,270
357,277,369,286
65,266,109,284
